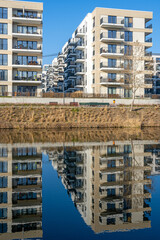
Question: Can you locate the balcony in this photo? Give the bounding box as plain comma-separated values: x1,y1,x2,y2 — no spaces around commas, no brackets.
145,37,152,43
12,60,42,69
100,18,124,29
100,62,124,71
100,77,124,85
75,29,86,38
12,30,42,39
67,50,77,58
100,32,124,43
76,68,85,75
12,14,42,24
100,47,124,57
13,76,41,84
67,61,76,68
76,56,85,63
75,42,86,50
13,45,42,54
75,80,84,88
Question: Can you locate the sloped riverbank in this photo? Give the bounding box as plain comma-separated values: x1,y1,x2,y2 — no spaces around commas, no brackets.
0,105,160,129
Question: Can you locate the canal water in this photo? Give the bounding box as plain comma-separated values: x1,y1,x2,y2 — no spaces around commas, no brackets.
0,129,160,240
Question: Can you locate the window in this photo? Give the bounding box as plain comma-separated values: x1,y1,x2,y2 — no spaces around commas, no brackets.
0,223,7,233
0,192,7,204
0,177,7,188
0,23,7,34
124,145,132,153
107,218,115,225
124,59,132,70
124,17,133,27
107,203,115,210
17,56,37,65
16,71,37,80
108,30,116,38
108,87,116,95
107,174,116,182
108,16,117,24
17,41,38,50
125,31,133,42
17,26,37,34
108,59,116,67
0,55,7,66
124,45,132,55
0,39,7,50
156,58,160,63
0,148,8,157
107,188,116,196
0,208,7,219
0,8,8,19
0,70,8,81
93,17,95,27
0,162,8,173
108,44,116,53
108,73,116,81
107,160,116,168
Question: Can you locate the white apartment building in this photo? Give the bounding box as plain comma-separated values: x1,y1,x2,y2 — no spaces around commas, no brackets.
151,54,160,95
0,0,43,96
58,7,153,97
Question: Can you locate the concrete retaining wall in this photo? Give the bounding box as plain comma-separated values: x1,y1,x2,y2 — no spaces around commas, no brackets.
0,97,159,105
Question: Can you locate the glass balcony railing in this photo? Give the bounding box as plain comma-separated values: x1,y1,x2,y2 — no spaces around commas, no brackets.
13,60,41,66
100,47,124,54
13,14,42,20
100,62,124,69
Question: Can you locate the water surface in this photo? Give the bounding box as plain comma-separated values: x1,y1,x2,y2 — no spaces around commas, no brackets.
0,129,160,240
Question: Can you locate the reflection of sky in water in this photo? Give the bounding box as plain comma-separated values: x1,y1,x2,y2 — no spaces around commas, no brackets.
0,130,160,240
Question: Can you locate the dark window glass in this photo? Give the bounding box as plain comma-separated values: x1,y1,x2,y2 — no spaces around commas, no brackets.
108,16,117,24
0,177,8,188
0,148,8,157
108,30,116,38
0,162,8,173
0,55,7,65
0,208,7,219
0,70,8,81
108,59,116,67
124,45,132,55
125,17,133,27
125,31,133,42
0,23,8,34
0,8,8,19
0,223,7,233
0,192,7,203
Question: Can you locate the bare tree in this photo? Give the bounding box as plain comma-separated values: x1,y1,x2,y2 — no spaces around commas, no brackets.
123,41,153,111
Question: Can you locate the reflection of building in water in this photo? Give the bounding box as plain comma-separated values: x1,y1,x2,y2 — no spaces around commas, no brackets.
49,141,160,233
0,145,42,240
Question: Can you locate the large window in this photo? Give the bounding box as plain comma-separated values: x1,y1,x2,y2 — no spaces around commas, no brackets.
0,55,8,65
0,192,7,204
108,87,116,95
0,162,8,173
124,45,133,55
17,56,37,65
15,71,37,80
108,44,116,53
107,174,116,182
125,31,133,42
108,16,117,24
124,17,133,27
17,26,37,34
0,148,8,157
0,23,7,34
108,73,116,81
0,177,8,188
0,70,8,81
108,59,117,67
0,8,8,19
16,10,38,18
16,40,38,50
0,39,7,50
0,208,7,219
108,30,116,38
0,223,7,233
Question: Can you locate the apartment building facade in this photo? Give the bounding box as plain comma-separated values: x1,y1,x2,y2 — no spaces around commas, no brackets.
48,140,160,233
57,8,153,97
0,0,43,96
0,144,42,240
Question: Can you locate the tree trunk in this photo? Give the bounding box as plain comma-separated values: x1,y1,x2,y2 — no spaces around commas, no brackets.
130,91,135,111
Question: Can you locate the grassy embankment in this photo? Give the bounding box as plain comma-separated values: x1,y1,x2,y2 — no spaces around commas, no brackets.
0,104,160,129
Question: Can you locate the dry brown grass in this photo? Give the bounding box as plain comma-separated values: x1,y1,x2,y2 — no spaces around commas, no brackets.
0,105,160,129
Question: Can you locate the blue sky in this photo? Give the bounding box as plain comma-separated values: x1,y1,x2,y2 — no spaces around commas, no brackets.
27,0,160,64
